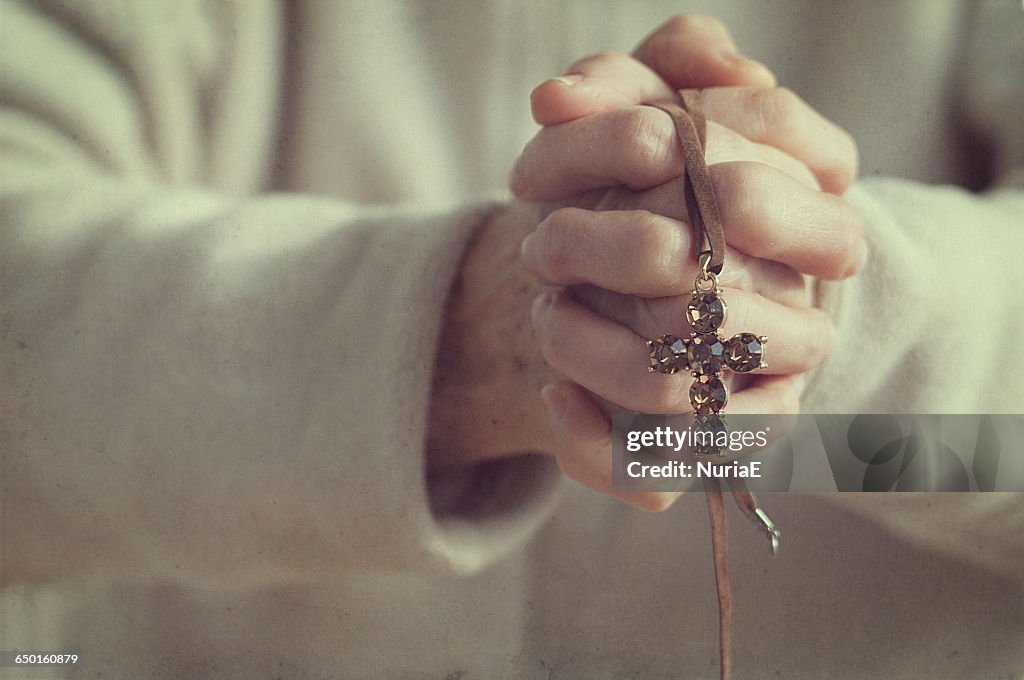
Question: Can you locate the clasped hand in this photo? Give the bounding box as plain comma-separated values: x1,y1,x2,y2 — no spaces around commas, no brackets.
429,16,865,510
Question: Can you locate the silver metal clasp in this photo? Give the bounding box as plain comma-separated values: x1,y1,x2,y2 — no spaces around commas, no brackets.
752,507,781,556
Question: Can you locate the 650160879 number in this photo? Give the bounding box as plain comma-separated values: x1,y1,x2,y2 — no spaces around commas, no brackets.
1,652,81,667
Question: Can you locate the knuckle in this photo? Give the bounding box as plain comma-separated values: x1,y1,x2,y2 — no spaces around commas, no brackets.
754,87,803,138
713,160,754,198
626,108,675,184
713,162,763,229
632,213,680,275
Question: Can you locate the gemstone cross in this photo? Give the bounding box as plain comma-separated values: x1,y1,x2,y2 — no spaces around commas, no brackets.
647,281,766,414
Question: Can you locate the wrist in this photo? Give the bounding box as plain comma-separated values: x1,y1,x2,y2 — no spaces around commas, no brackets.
427,202,556,469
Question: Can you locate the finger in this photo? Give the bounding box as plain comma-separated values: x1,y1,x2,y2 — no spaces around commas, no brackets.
531,291,833,414
579,162,866,281
522,158,864,281
542,380,682,511
726,374,805,415
689,87,859,194
532,16,778,127
530,51,676,126
512,108,818,201
521,207,808,303
632,15,776,89
512,106,675,198
710,121,818,190
543,376,802,509
569,286,835,374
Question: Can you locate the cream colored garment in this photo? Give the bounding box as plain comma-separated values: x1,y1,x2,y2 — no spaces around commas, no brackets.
1,1,1022,679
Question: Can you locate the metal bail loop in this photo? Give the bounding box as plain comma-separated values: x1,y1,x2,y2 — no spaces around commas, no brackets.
696,251,718,293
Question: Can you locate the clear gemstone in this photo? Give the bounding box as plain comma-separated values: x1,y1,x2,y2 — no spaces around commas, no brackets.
690,375,728,414
724,333,765,373
686,333,726,376
648,335,688,374
687,293,726,333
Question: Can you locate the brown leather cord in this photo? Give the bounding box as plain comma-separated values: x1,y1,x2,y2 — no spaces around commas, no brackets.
702,476,733,680
647,92,780,680
702,476,779,680
649,91,726,276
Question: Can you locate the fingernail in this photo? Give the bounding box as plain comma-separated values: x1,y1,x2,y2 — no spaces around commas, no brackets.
540,383,568,423
551,74,583,87
531,292,554,323
520,232,539,272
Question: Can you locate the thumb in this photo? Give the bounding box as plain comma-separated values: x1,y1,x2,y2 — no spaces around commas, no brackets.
531,15,775,126
633,14,776,90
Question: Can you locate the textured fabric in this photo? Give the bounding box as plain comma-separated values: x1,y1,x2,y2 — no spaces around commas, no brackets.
2,1,1023,679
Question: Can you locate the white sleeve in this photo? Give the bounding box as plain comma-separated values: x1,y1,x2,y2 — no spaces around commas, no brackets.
807,179,1024,415
800,177,1024,577
803,0,1024,415
0,1,560,587
797,1,1024,578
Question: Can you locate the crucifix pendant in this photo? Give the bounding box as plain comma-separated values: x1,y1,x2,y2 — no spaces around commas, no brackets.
642,93,781,680
646,258,767,416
